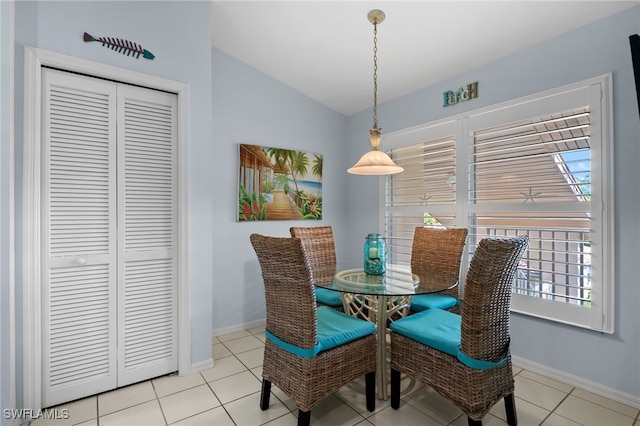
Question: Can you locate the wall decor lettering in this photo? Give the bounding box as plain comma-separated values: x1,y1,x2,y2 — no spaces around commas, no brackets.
443,81,478,107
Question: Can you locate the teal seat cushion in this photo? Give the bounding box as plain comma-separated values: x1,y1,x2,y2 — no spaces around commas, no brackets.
266,306,376,358
390,308,461,356
315,286,343,307
410,294,458,312
390,308,510,370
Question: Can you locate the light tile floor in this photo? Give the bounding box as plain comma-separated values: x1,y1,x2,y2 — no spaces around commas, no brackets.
33,327,640,426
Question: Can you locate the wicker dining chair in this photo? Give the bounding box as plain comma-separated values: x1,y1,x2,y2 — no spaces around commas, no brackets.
409,227,468,313
290,226,344,311
250,234,376,426
390,235,529,426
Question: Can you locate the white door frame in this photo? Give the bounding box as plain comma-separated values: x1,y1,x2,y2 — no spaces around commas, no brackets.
23,46,191,410
1,0,16,418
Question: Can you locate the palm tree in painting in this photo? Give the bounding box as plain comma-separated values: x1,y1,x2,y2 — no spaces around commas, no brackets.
312,154,323,197
290,151,309,186
266,148,309,195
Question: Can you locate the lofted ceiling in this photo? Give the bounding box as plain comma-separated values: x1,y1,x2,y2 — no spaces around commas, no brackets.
211,1,638,116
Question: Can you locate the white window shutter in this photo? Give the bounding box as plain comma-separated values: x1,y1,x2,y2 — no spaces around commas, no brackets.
384,120,460,264
42,68,118,406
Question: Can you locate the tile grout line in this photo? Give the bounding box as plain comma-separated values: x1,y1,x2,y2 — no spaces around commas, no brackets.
149,376,169,426
95,395,100,426
203,374,238,426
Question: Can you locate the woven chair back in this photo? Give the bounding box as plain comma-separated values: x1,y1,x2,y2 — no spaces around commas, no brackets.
460,235,529,362
410,227,468,276
290,226,337,285
250,234,318,349
410,227,468,298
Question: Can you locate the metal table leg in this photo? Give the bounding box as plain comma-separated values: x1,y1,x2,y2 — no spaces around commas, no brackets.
376,295,389,400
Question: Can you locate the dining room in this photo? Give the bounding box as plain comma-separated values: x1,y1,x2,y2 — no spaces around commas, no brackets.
211,2,639,417
2,1,639,425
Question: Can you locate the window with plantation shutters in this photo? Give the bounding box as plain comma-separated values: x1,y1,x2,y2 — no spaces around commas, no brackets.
383,75,613,333
469,106,593,311
384,124,458,265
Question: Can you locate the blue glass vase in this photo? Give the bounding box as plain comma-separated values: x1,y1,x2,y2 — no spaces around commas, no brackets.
364,233,386,275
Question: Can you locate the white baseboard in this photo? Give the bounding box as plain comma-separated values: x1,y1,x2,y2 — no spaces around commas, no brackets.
189,357,214,374
212,319,266,339
512,355,640,409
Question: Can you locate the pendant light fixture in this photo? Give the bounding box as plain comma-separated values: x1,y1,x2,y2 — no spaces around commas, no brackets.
348,9,403,175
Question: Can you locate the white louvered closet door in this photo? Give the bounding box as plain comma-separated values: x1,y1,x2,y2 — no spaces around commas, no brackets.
116,85,178,386
42,69,178,406
42,68,118,406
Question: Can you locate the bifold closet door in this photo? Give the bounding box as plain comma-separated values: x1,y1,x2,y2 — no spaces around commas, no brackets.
116,85,178,386
42,68,118,406
41,68,178,407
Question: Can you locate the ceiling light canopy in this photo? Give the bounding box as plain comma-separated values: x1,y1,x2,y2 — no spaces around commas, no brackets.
348,9,403,176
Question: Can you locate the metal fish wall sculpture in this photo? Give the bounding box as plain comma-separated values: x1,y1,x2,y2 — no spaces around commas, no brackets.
83,32,155,60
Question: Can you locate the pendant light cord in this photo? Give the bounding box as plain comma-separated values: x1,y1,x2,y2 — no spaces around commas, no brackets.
372,20,378,129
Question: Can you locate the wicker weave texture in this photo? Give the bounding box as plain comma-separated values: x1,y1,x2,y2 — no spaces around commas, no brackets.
410,227,468,299
461,236,529,361
251,234,318,349
250,233,376,413
290,226,344,313
393,333,514,418
263,335,376,412
290,226,336,268
392,235,529,421
289,226,338,286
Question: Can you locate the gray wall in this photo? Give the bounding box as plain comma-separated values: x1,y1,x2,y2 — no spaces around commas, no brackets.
211,48,349,333
344,6,640,399
11,0,214,408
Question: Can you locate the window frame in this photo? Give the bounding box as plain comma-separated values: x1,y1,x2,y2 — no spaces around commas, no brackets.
381,74,614,333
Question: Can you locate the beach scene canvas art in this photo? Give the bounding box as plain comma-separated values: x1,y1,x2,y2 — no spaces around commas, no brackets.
238,144,323,221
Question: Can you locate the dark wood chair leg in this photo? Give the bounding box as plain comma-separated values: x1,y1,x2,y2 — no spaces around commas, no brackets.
505,393,518,425
365,371,375,411
467,417,482,426
390,368,401,409
260,379,271,410
297,410,311,426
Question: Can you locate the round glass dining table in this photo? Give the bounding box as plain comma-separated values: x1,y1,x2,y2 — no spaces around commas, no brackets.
314,264,458,400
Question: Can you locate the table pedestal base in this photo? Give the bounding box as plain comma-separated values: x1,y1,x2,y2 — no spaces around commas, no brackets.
342,293,411,400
